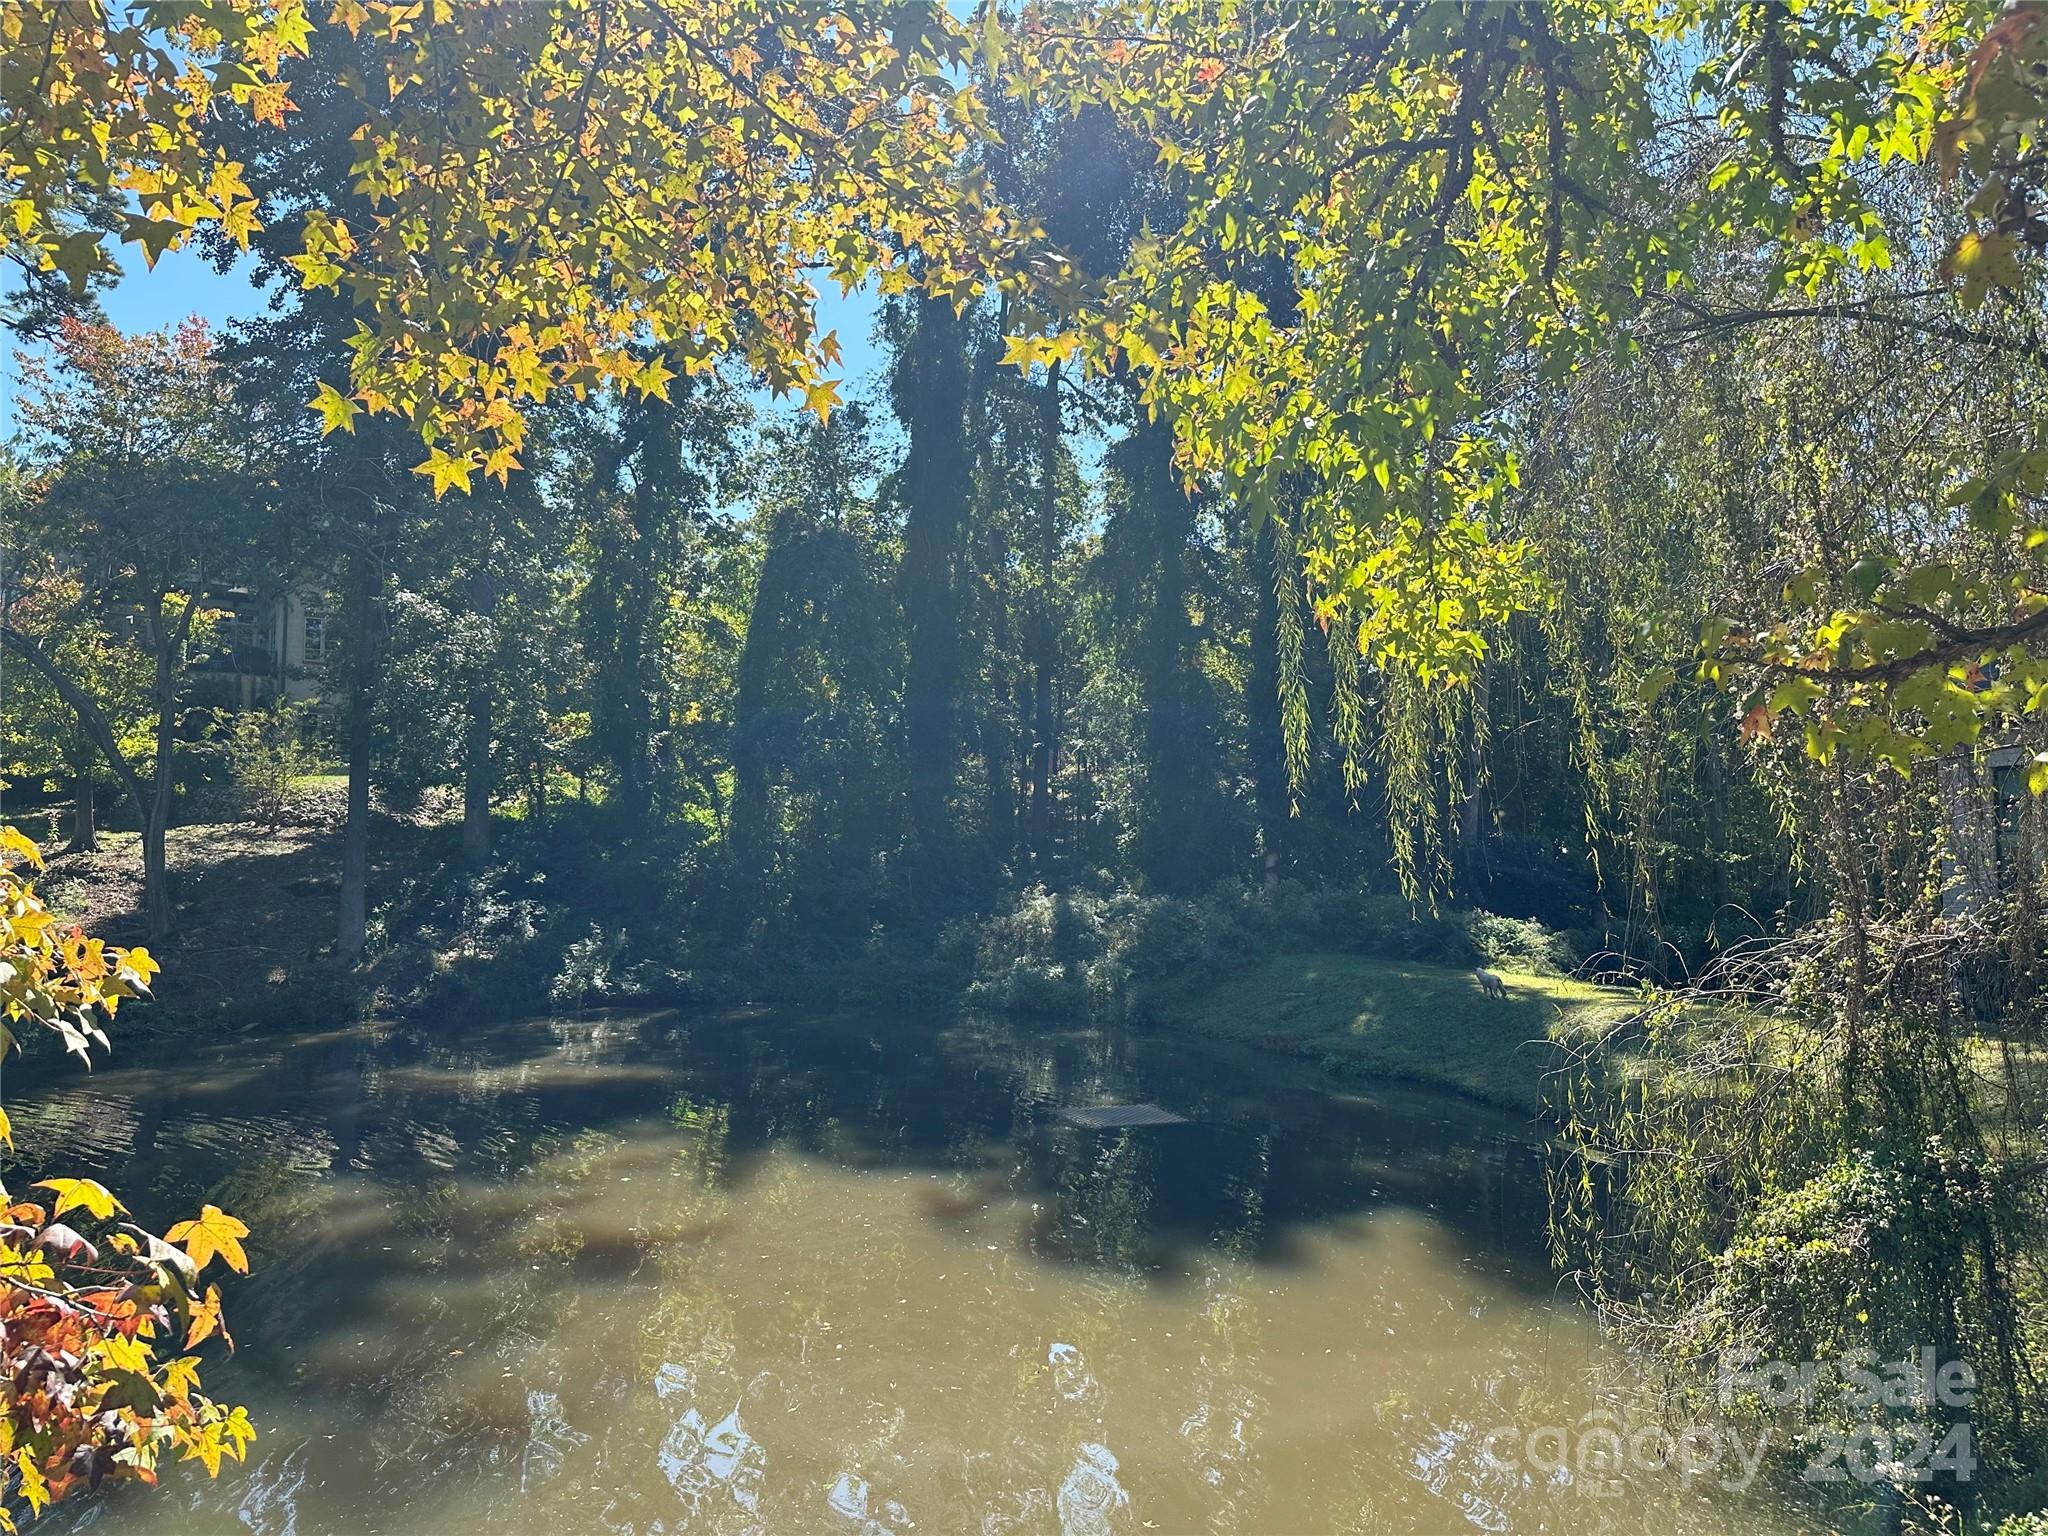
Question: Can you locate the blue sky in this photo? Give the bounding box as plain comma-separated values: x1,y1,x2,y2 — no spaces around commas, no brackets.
2,243,895,440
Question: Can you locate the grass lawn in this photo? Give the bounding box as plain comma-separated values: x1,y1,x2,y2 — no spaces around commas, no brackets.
1166,951,1640,1115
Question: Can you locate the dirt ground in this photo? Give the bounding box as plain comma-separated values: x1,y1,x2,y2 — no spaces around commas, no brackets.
20,781,429,1036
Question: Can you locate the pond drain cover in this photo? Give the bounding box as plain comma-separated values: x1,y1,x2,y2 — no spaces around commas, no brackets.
1058,1103,1188,1129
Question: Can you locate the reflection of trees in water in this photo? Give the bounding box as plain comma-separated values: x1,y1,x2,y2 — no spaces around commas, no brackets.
1176,1131,1273,1534
4,1084,143,1172
29,1006,1786,1535
1049,1129,1156,1272
668,1093,732,1188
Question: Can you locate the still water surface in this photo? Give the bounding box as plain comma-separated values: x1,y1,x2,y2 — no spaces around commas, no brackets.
8,1007,1840,1534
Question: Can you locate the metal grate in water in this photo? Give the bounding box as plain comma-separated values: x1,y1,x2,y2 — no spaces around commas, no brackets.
1057,1103,1188,1129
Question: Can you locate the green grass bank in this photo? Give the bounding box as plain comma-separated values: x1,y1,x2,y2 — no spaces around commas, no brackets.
1162,951,1638,1114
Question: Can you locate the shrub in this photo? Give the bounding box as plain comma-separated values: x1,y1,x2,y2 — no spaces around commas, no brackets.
964,884,1264,1019
1353,893,1478,965
548,923,628,1010
213,702,318,828
963,881,1581,1017
1464,909,1578,975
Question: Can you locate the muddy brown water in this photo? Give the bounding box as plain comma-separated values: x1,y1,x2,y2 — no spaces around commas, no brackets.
5,1008,1845,1534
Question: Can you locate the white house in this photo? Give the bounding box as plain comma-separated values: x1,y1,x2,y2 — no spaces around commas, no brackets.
194,592,327,710
1940,743,2042,916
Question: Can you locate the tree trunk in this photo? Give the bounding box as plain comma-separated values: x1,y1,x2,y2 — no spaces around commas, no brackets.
136,592,199,941
898,296,971,887
1458,653,1492,898
981,520,1017,866
67,775,96,854
1133,414,1208,894
582,422,655,827
1,624,150,864
1248,514,1290,874
336,553,374,965
1028,359,1061,878
461,572,497,866
462,696,493,865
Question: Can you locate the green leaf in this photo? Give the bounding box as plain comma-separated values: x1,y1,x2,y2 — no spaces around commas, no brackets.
50,230,105,290
308,382,362,436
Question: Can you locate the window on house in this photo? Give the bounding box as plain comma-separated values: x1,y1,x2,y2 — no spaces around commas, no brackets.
225,608,270,655
302,613,326,666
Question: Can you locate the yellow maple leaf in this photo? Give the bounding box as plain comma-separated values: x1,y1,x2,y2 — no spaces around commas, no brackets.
802,378,842,423
185,1283,228,1349
634,354,676,402
34,1177,126,1221
165,1204,250,1274
483,445,523,484
92,1331,151,1376
0,826,44,870
307,381,361,435
14,1448,47,1515
412,447,477,499
181,1422,226,1477
161,1355,203,1402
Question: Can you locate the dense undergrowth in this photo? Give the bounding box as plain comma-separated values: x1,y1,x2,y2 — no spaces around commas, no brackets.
20,786,1586,1049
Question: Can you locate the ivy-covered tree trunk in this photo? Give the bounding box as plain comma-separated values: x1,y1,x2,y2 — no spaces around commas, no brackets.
1028,360,1061,878
1457,654,1491,898
726,534,786,901
461,571,496,866
582,414,665,829
1127,416,1218,895
1248,514,1291,876
980,517,1018,867
897,297,970,890
138,590,199,940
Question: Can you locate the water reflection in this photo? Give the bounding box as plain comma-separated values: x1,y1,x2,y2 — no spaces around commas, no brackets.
1,1007,1841,1534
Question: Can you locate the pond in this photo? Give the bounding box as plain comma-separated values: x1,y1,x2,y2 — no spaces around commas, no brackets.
7,1007,1839,1534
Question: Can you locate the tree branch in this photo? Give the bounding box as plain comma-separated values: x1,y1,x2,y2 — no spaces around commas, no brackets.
0,624,151,836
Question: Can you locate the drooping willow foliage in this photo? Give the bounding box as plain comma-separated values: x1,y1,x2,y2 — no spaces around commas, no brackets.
1529,221,2048,1509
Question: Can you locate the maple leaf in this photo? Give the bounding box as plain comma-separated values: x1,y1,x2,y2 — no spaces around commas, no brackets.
165,1205,249,1274
633,354,676,402
119,945,160,987
36,1223,99,1265
482,445,523,484
185,1283,229,1349
35,1178,126,1221
412,447,477,499
308,381,362,435
0,825,45,869
15,1449,48,1515
802,378,842,423
222,1405,257,1460
181,1422,227,1477
160,1355,202,1402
